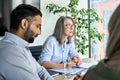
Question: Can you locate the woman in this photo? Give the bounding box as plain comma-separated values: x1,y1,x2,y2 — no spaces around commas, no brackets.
38,16,82,69
74,4,120,80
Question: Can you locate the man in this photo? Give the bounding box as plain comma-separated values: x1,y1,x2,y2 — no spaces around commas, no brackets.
0,4,53,80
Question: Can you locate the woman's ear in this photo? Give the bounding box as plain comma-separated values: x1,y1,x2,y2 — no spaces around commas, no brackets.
21,19,28,29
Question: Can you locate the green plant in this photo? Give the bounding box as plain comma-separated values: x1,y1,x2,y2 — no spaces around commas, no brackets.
46,0,104,55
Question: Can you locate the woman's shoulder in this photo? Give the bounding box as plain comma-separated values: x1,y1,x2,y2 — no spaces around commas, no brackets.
44,36,57,44
47,36,56,41
43,36,58,48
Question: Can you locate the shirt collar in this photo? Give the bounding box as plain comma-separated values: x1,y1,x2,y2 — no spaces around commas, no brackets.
4,32,29,48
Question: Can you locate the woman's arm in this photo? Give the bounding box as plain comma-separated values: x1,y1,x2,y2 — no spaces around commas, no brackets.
42,61,64,69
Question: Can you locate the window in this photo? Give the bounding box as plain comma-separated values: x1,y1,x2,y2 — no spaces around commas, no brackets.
12,0,40,10
90,0,120,60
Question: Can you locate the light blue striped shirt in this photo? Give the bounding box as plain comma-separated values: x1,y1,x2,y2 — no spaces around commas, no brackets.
38,36,79,64
0,32,53,80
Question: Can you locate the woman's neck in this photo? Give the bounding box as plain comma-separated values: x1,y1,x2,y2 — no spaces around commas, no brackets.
62,35,67,44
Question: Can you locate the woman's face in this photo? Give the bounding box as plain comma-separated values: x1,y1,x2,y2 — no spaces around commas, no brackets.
64,19,75,37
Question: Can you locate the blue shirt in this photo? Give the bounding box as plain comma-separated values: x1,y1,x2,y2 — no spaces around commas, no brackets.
0,32,53,80
38,36,79,64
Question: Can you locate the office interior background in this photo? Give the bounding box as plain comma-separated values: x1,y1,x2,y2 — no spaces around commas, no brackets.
0,0,119,59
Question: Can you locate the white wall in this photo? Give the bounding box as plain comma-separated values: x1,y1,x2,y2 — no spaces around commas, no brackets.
30,0,88,46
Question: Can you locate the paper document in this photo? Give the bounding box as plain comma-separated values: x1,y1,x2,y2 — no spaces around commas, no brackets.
49,62,97,75
49,67,85,74
78,62,97,69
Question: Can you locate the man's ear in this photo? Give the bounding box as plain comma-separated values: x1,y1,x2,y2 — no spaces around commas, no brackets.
21,19,28,29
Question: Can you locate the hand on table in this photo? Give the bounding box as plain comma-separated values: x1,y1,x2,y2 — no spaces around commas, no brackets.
72,56,82,66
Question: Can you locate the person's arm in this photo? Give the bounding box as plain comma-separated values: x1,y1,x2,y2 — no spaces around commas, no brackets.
68,42,82,66
38,36,55,67
42,60,79,69
39,36,65,69
42,61,64,69
38,66,54,80
34,57,54,80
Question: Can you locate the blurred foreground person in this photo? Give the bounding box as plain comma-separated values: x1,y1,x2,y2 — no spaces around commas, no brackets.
74,4,120,80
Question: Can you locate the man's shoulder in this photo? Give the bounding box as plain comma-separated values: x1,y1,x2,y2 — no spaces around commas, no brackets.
0,40,17,50
0,40,24,57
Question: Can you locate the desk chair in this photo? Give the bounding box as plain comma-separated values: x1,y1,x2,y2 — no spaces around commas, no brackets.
29,45,42,61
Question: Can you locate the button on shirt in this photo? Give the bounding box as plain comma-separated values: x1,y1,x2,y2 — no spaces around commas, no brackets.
0,32,53,80
38,36,79,64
